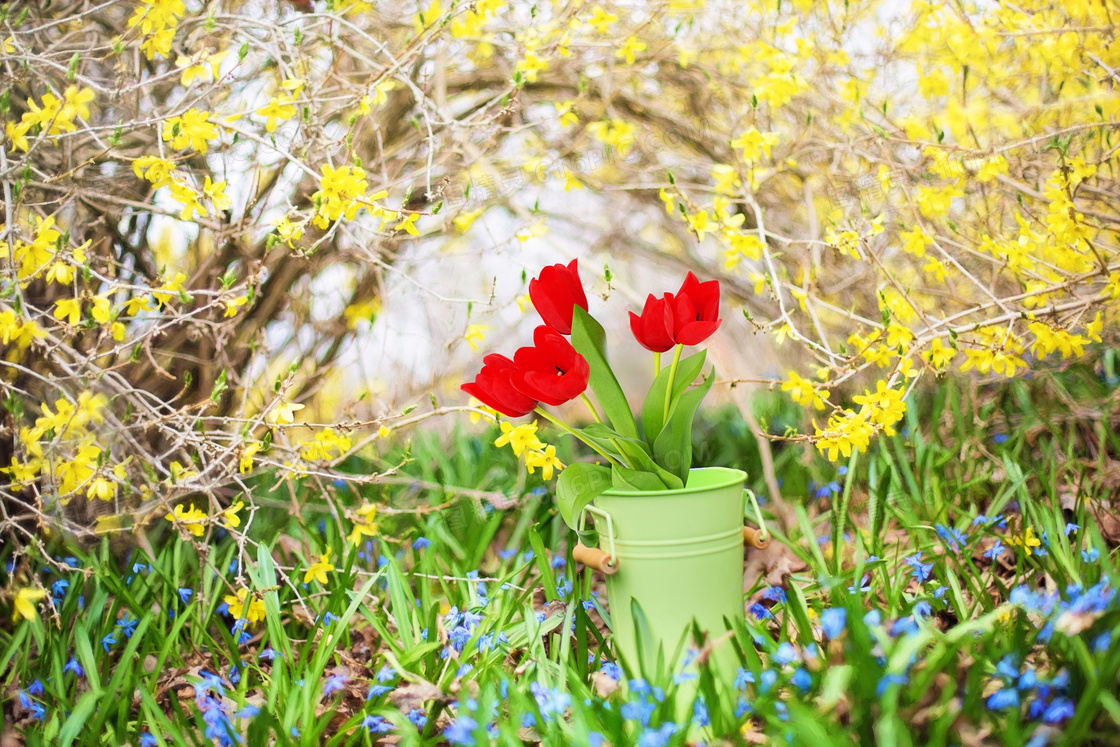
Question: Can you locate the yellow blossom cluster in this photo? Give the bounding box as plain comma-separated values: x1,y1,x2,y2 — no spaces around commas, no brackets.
128,0,185,59
312,164,372,229
494,422,564,480
6,86,94,151
164,500,243,538
813,410,875,462
348,503,379,545
299,428,353,462
5,393,130,504
781,371,829,411
224,587,266,624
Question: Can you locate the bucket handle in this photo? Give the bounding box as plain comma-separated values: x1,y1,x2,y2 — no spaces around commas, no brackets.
743,488,771,549
574,504,619,574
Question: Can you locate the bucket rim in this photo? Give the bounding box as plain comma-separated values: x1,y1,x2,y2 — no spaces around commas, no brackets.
599,466,747,497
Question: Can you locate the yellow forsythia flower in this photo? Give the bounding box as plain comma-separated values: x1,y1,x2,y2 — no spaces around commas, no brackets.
165,503,207,537
13,587,47,622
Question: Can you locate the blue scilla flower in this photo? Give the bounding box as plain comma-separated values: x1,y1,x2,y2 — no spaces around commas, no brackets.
178,588,193,604
1093,631,1111,653
935,524,968,552
101,633,117,652
904,552,933,583
588,732,604,747
51,579,69,599
913,601,932,617
759,669,777,693
236,705,260,719
734,667,755,690
139,732,158,747
1083,547,1100,562
412,536,432,550
984,540,1005,561
791,667,811,691
772,642,798,666
531,682,571,720
815,481,841,499
996,655,1020,680
600,661,623,681
748,603,773,620
64,656,84,678
28,679,43,696
762,586,787,603
621,698,655,726
362,714,394,733
408,709,428,728
890,616,920,637
549,555,566,569
820,607,846,640
1042,697,1074,723
443,715,478,745
693,697,710,727
638,722,678,747
322,675,348,697
117,612,139,638
986,688,1020,710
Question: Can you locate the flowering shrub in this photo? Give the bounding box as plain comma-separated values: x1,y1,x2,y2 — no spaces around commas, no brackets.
0,0,1116,590
463,261,723,533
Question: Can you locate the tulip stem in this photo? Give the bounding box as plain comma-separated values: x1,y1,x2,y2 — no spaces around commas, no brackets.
654,352,661,377
579,393,603,424
581,393,635,470
662,344,684,422
534,407,621,468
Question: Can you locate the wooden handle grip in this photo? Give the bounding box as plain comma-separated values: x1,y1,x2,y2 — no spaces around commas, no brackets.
573,544,619,575
744,526,771,550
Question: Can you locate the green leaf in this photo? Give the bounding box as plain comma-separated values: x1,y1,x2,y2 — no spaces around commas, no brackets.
581,422,647,450
652,370,714,484
528,525,558,599
641,350,706,446
611,464,668,492
580,424,682,489
617,444,683,490
570,306,638,439
555,462,612,534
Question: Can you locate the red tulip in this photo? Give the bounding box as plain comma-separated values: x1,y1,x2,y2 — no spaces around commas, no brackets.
461,354,538,417
528,259,589,335
672,272,721,345
629,293,677,353
511,326,591,406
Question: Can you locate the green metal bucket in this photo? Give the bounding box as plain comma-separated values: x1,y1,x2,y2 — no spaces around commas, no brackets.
589,467,747,679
